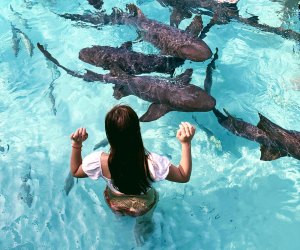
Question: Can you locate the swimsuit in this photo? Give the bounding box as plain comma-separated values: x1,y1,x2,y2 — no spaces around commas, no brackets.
82,151,170,216
104,186,159,217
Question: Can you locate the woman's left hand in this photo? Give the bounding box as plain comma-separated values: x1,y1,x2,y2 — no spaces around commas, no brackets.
70,127,88,146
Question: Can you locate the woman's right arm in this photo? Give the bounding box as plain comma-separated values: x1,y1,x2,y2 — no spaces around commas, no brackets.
166,122,195,183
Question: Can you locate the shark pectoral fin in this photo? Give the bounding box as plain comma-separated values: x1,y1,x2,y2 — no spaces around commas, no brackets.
185,15,203,37
120,41,133,51
260,145,287,161
176,68,193,85
139,103,173,122
113,86,129,100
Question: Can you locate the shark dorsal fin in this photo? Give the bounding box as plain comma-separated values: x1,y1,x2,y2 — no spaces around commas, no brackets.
247,16,259,24
120,41,133,51
176,68,193,85
224,109,244,123
257,113,278,135
139,103,173,122
223,109,234,118
257,113,267,129
213,108,228,122
260,144,287,161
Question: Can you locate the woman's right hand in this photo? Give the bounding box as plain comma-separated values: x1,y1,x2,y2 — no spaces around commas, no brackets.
176,122,195,144
70,127,88,146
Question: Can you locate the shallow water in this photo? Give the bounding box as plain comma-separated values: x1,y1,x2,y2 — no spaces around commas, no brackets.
0,0,300,249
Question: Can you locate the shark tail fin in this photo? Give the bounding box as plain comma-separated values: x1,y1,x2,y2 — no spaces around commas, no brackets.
257,113,288,161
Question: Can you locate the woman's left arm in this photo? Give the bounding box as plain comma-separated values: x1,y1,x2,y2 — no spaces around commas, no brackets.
70,127,88,178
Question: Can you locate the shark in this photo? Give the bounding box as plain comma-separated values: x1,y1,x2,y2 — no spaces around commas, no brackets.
37,43,216,121
18,164,33,208
93,138,109,151
11,23,34,57
213,109,300,161
0,139,9,154
79,41,185,76
64,172,75,196
157,0,300,41
59,4,212,62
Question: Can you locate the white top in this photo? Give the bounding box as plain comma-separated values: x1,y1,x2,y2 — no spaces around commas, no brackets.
82,151,171,195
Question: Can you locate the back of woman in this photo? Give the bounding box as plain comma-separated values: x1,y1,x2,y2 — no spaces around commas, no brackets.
69,104,195,244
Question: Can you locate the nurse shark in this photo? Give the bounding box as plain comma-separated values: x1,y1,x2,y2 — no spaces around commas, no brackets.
59,4,212,62
37,43,216,121
213,109,300,161
93,138,109,151
79,41,185,76
11,23,34,57
193,45,300,162
18,164,33,207
64,172,75,196
157,0,300,41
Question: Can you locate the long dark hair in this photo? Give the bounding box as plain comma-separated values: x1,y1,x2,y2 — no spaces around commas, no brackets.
105,105,152,195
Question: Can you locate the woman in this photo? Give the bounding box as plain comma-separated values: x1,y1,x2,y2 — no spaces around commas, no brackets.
70,105,195,216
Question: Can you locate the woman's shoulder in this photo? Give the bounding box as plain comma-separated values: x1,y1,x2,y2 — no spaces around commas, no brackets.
82,150,106,180
148,152,170,163
83,150,104,163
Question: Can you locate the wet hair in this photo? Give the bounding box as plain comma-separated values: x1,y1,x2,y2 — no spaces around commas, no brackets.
105,105,152,195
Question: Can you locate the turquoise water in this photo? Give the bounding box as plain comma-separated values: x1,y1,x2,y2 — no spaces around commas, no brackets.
0,0,300,249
